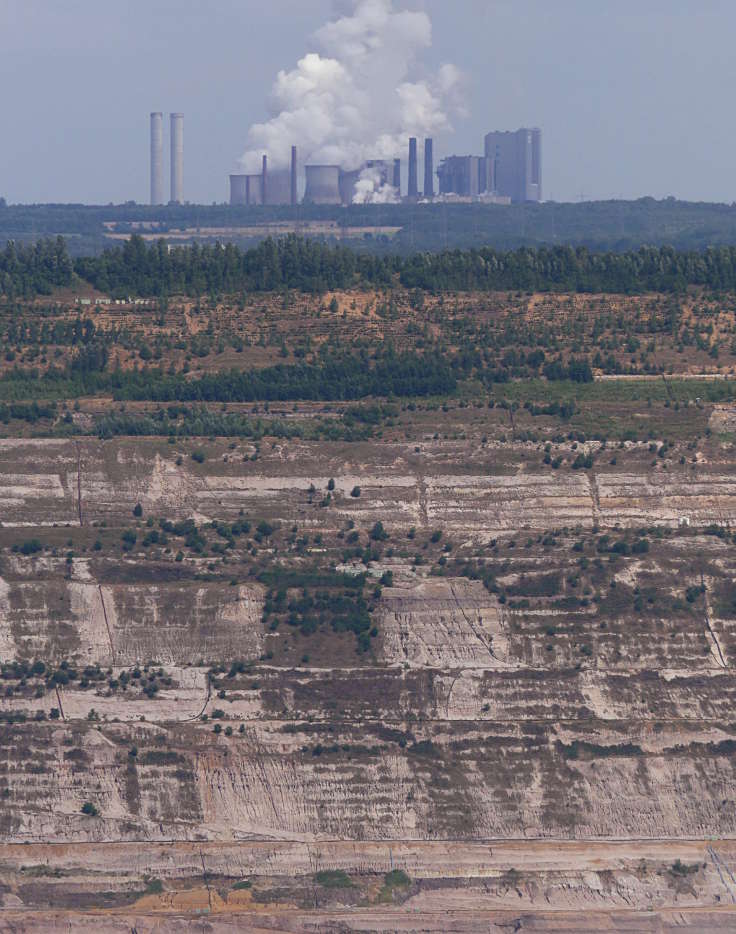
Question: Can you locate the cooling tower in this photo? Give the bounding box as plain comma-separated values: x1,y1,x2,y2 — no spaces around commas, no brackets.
424,138,434,198
246,175,263,205
229,175,248,206
150,112,164,206
339,167,362,204
304,165,342,204
408,138,418,198
291,146,298,206
262,155,268,205
393,158,401,192
170,113,184,204
264,170,292,205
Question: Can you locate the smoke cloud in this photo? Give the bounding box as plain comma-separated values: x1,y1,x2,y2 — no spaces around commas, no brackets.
238,0,464,200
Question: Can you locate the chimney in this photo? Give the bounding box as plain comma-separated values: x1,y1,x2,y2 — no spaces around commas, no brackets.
170,113,184,204
150,113,163,205
393,158,401,192
408,137,418,199
291,146,298,206
262,154,268,206
424,138,434,198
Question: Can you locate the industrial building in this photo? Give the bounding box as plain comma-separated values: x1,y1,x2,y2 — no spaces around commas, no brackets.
484,128,542,203
230,148,299,206
436,128,542,203
437,155,494,198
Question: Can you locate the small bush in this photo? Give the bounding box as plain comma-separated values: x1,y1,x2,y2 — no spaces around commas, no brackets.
81,801,98,817
19,539,43,556
384,869,411,888
315,869,353,888
351,486,361,498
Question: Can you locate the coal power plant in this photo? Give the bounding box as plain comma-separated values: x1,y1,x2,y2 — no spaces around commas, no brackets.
144,118,542,207
144,111,542,207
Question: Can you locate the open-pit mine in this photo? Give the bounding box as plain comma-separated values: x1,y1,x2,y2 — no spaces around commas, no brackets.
3,239,736,931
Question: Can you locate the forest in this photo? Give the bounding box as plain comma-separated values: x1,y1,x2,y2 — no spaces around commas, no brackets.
9,233,736,300
65,236,736,296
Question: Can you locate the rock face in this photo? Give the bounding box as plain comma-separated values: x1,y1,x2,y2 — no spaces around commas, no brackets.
379,578,506,668
3,433,736,931
5,437,736,531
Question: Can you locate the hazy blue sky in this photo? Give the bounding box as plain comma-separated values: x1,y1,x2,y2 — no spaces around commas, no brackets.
1,0,734,204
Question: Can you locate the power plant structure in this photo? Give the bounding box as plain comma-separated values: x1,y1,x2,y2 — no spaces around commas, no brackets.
437,155,494,198
408,137,418,199
145,104,541,208
484,128,542,203
149,111,185,205
291,146,298,206
424,138,434,198
224,129,542,207
304,165,342,205
230,151,399,206
230,147,299,206
170,113,184,204
436,128,541,203
150,113,164,206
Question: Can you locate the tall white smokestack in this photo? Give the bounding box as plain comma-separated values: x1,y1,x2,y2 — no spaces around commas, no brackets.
150,112,163,205
170,113,184,204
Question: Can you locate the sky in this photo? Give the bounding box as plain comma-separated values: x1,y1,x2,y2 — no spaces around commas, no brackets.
1,0,734,205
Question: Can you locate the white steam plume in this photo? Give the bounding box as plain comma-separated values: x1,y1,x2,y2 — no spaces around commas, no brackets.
352,166,399,204
238,0,464,200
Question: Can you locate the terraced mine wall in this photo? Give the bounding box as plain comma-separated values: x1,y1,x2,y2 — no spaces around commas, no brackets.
1,433,736,929
3,279,736,929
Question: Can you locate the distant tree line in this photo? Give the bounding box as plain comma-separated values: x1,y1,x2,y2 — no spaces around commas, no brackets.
73,236,736,298
12,233,736,300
